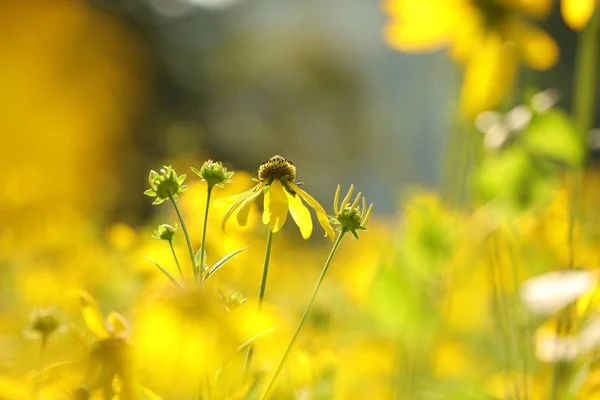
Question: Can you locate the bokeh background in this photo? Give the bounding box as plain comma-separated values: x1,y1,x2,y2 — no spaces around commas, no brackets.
2,0,600,399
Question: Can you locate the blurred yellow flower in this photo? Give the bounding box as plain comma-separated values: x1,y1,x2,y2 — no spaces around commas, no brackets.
562,0,597,30
383,0,558,117
222,155,335,240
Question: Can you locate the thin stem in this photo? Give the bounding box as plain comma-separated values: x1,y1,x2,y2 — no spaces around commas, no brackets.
573,10,599,139
34,336,48,399
168,192,197,281
168,240,184,282
244,229,275,377
260,231,347,400
199,188,213,281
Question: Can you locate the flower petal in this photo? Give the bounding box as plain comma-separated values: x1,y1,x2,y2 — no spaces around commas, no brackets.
383,0,455,53
78,291,108,339
512,22,559,71
221,184,261,232
285,190,313,239
562,0,596,30
289,182,336,241
264,180,288,233
521,270,598,316
460,33,517,118
107,312,128,337
236,185,263,227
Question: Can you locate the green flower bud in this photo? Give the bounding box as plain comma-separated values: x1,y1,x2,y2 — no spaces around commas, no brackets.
330,184,373,240
191,160,234,190
144,166,188,205
152,224,177,241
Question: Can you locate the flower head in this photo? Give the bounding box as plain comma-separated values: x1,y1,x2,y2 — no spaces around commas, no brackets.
25,306,62,340
222,155,335,240
191,160,234,190
144,166,188,205
383,0,558,117
331,184,373,240
152,223,177,241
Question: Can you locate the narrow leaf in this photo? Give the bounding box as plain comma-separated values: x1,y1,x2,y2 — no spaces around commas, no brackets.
204,246,249,281
214,327,277,382
144,256,183,289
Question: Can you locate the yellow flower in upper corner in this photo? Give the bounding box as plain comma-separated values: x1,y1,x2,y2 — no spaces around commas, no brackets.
562,0,597,30
222,155,335,240
383,0,558,117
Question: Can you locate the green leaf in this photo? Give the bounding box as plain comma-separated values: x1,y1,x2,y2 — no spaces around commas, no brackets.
475,147,553,214
204,246,249,281
523,109,584,167
144,256,183,289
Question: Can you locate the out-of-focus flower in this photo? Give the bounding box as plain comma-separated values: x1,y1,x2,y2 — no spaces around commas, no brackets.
151,224,177,241
222,155,335,240
191,160,234,190
144,166,188,205
330,184,373,240
561,0,597,30
383,0,558,117
24,306,62,341
77,291,135,399
520,270,599,316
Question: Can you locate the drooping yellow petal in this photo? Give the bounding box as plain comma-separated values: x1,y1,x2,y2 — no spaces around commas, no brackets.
78,291,108,339
288,182,336,241
107,312,128,337
562,0,596,30
510,21,559,70
236,184,263,227
264,180,288,233
448,2,484,63
221,184,261,232
460,33,517,118
285,190,313,239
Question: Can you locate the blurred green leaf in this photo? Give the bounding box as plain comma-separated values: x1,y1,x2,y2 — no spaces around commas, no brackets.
523,109,584,167
475,147,553,213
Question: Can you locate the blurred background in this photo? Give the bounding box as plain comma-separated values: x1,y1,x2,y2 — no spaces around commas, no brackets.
0,0,588,222
2,0,600,399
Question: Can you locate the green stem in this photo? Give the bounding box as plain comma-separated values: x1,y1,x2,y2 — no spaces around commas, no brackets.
260,231,347,400
168,240,184,282
573,10,599,139
244,229,275,377
199,188,212,281
34,336,47,399
169,192,197,281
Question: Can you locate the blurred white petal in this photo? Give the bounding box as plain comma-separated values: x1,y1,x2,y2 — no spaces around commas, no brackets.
531,89,559,113
536,331,579,362
579,318,600,353
520,270,597,316
475,111,503,134
505,105,532,132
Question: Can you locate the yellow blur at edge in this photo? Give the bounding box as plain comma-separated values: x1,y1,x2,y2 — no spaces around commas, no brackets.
0,1,148,217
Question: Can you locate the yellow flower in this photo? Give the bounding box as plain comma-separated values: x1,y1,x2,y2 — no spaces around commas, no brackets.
222,155,335,240
561,0,597,30
383,0,558,117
